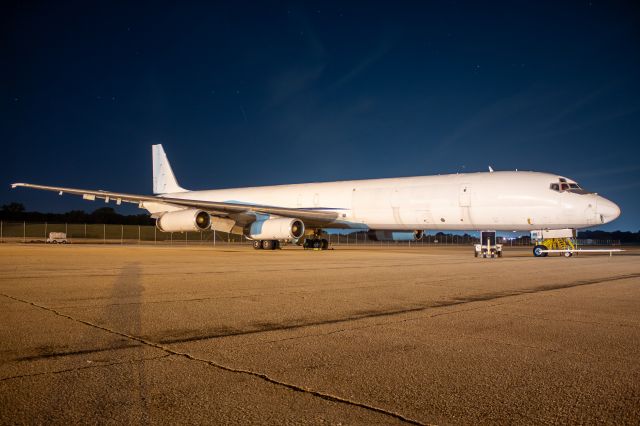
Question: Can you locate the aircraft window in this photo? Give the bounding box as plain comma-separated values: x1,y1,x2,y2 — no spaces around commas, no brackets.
569,183,580,189
559,178,567,183
560,183,569,191
550,183,559,191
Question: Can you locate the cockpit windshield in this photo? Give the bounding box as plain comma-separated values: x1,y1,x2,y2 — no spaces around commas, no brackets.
549,178,589,194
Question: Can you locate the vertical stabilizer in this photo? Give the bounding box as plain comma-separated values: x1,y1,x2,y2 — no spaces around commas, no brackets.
152,144,186,194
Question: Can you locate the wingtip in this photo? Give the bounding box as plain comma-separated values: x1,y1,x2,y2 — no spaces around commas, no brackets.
10,183,24,189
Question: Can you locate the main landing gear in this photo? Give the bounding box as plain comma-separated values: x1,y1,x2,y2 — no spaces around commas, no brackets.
253,240,280,250
303,238,329,250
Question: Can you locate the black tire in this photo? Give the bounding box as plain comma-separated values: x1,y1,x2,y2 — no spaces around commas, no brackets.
312,239,322,249
262,240,274,250
271,240,279,250
533,245,547,257
321,239,329,250
253,240,262,250
474,250,478,257
564,251,572,257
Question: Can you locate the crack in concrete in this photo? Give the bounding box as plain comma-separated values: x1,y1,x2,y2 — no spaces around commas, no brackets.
3,272,637,425
0,354,171,382
0,292,427,425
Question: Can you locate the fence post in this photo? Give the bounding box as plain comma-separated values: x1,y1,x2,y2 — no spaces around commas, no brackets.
65,223,68,235
121,225,123,244
154,226,156,244
84,223,87,238
103,224,106,244
138,225,141,244
1,220,3,243
45,222,47,240
23,221,26,243
214,229,216,246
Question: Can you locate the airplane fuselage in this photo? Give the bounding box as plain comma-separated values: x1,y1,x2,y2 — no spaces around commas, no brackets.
163,171,620,232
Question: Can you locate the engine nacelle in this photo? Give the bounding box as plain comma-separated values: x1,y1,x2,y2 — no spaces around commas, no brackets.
246,218,305,241
367,230,424,241
156,209,211,232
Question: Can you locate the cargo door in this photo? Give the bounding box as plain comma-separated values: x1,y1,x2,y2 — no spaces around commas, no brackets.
458,183,473,225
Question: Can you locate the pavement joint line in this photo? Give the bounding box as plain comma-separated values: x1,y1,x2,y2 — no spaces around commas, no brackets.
13,343,144,362
0,259,500,281
46,278,460,310
232,274,640,350
154,273,640,346
0,292,428,426
0,354,172,382
485,309,640,329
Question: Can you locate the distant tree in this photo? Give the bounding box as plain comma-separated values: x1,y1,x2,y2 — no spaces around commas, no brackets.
1,202,25,213
90,207,118,223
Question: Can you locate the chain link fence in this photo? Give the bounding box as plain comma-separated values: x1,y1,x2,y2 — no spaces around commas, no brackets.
0,221,621,247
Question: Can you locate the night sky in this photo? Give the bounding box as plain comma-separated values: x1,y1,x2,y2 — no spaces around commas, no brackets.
2,1,639,230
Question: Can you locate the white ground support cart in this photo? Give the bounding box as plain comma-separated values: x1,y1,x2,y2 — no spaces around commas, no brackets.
474,231,502,258
46,232,68,244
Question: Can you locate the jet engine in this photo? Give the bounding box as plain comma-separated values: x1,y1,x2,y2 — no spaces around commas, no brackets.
246,218,305,241
156,209,211,232
367,230,424,241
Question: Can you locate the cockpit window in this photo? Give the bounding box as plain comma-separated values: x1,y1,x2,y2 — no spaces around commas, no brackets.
550,179,589,194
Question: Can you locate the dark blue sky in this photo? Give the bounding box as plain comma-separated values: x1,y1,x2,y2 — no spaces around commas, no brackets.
2,1,639,230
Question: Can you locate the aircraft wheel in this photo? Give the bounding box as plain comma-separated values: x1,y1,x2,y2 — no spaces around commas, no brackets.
253,240,262,250
272,240,280,250
533,245,547,257
312,239,322,249
262,240,274,250
564,251,573,257
321,239,329,250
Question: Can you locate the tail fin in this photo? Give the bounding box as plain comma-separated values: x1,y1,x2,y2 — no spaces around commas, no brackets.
152,144,186,194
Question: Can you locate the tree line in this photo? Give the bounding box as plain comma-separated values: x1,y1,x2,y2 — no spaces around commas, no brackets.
1,203,154,225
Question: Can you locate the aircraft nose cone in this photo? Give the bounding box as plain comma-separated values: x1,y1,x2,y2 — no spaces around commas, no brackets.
598,198,621,223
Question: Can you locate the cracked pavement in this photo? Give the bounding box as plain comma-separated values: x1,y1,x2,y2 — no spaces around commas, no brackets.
1,244,639,424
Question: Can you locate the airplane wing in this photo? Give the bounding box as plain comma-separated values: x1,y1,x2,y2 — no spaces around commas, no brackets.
10,183,341,225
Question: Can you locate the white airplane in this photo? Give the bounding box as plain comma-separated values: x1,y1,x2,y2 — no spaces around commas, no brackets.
12,144,620,253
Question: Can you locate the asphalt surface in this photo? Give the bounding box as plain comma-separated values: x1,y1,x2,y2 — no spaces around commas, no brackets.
1,243,639,425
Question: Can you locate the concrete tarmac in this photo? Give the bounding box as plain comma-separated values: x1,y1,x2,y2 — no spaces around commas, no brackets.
0,243,639,425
